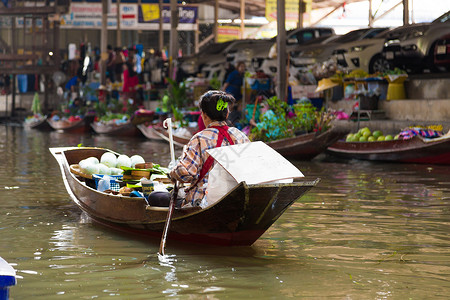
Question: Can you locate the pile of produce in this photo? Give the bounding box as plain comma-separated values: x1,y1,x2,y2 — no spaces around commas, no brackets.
345,127,396,142
96,112,131,125
345,125,445,143
74,152,170,196
249,96,335,142
78,153,146,176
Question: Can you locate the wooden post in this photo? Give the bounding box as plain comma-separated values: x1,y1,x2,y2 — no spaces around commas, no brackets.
240,0,245,39
11,16,16,117
169,0,179,79
159,0,164,52
100,0,108,85
403,0,409,25
117,0,121,47
195,19,199,54
276,0,287,102
297,1,304,29
214,0,219,43
368,0,374,27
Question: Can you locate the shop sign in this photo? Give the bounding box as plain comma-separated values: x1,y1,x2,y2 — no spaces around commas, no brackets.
265,0,299,22
138,5,198,24
217,26,240,43
59,3,197,31
60,3,119,29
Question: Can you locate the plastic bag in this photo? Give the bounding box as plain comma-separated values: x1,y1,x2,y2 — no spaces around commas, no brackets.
97,175,112,192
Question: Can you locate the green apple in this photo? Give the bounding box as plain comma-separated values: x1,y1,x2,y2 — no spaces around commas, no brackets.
372,130,383,139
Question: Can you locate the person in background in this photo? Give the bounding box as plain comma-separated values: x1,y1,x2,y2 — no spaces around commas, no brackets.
222,61,246,126
122,51,139,102
113,47,125,83
106,45,116,83
149,91,250,208
222,61,235,86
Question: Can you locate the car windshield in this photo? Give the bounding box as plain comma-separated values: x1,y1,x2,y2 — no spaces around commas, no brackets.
432,10,450,23
204,41,235,54
333,29,372,43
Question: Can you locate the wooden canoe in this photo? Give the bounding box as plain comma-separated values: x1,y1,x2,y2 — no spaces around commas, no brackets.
136,124,166,142
326,133,450,164
47,115,95,134
266,127,348,159
24,115,52,131
153,126,195,147
91,121,140,137
49,147,318,246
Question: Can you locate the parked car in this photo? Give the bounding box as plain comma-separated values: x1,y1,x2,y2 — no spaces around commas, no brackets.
332,27,394,74
225,39,274,69
290,27,388,73
434,33,450,71
382,10,450,73
201,62,227,84
250,27,336,76
284,27,335,52
178,40,234,77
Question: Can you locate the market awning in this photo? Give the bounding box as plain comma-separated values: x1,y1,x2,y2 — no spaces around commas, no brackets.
185,0,366,18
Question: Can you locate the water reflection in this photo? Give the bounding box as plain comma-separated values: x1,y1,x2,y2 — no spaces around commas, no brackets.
1,125,449,299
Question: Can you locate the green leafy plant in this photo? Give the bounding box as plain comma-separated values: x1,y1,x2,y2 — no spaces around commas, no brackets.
171,105,188,127
166,77,189,111
249,96,335,142
209,73,221,90
249,96,293,142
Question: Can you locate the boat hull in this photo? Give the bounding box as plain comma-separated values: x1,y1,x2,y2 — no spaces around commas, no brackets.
91,121,140,137
327,135,450,164
24,116,52,131
136,124,166,142
47,115,95,134
153,127,193,147
266,127,347,159
50,147,317,246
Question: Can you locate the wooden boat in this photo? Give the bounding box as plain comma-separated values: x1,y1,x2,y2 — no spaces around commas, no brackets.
266,126,348,159
47,115,95,134
136,124,166,142
326,132,450,164
153,126,194,147
50,147,318,246
91,121,140,137
24,115,52,131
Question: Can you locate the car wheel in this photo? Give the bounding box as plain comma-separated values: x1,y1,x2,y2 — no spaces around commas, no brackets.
369,54,391,74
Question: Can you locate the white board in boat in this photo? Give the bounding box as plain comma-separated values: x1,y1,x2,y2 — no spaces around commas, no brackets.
206,141,304,185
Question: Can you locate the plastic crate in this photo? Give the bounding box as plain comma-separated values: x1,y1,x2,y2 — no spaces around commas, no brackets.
92,174,123,192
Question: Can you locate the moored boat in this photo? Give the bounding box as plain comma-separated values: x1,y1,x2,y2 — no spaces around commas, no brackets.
47,115,95,134
91,121,140,137
326,132,450,164
266,126,348,159
136,124,166,142
153,126,193,147
24,115,52,131
50,146,318,246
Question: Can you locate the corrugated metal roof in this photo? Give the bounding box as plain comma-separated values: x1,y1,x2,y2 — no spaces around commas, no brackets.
187,0,365,17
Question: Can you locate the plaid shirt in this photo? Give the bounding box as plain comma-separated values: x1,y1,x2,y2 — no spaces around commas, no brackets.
171,121,250,205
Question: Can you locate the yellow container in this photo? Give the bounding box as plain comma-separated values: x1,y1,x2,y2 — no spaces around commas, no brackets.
386,83,406,100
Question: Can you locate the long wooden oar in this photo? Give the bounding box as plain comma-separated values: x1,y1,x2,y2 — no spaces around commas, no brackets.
158,181,179,256
159,117,177,256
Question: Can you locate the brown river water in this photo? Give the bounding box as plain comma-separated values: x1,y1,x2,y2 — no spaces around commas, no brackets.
1,125,449,299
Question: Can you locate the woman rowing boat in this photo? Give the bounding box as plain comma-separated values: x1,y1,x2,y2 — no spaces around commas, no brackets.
149,90,250,208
